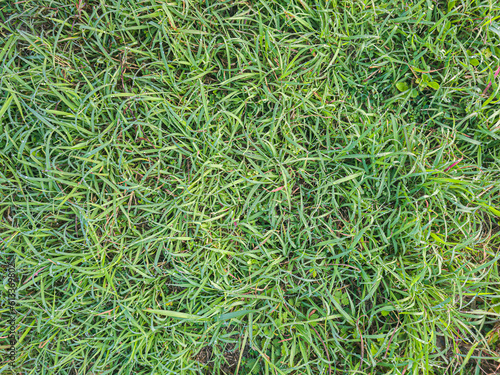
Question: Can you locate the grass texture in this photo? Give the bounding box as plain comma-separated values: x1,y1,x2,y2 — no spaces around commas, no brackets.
1,0,500,374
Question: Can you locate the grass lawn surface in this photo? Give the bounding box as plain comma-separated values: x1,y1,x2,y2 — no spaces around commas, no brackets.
1,0,500,374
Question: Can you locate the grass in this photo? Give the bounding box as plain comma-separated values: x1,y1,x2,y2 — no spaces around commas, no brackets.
1,0,500,374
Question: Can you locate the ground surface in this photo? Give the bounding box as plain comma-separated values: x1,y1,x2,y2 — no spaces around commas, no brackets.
1,0,500,374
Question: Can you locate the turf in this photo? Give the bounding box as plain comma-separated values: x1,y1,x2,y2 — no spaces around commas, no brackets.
1,0,500,374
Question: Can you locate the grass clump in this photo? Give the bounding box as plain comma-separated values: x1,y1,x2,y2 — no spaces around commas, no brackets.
1,0,500,374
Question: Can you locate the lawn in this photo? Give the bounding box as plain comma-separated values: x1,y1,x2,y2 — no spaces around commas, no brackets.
1,0,500,374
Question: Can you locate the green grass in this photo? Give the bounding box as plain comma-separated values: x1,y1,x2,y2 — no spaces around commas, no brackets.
1,0,500,374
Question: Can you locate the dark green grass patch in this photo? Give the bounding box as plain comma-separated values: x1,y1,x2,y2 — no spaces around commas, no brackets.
1,0,500,374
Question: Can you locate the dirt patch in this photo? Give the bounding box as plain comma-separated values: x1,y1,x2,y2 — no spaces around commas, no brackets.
194,345,213,365
435,334,500,374
194,341,251,374
480,212,500,239
459,344,500,374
